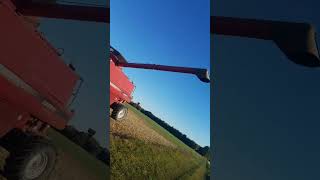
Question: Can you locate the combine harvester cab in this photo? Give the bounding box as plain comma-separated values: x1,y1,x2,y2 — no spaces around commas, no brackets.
109,46,210,120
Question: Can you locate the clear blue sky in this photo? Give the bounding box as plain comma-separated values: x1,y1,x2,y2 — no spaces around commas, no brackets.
111,0,210,146
213,0,320,179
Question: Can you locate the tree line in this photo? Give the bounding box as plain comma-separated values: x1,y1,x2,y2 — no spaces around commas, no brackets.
129,101,210,160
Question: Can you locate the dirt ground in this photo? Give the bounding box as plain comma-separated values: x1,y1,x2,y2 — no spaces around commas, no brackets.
110,109,176,148
48,151,105,180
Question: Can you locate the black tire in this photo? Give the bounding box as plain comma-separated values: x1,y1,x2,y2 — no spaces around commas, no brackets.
3,136,57,180
111,103,128,120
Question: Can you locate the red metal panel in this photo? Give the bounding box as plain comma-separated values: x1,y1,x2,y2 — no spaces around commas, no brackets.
109,88,117,105
0,99,21,137
0,75,68,130
0,3,79,109
110,59,134,105
110,83,131,105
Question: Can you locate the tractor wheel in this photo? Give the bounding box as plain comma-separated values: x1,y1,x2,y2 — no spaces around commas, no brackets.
3,135,57,180
111,103,128,120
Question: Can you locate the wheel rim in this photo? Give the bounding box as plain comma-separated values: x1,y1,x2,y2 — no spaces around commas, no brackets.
117,109,126,119
23,152,49,179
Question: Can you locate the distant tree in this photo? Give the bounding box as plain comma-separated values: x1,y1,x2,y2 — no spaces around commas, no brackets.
87,128,96,137
97,148,110,165
196,146,210,159
137,108,203,151
129,101,143,111
136,102,142,111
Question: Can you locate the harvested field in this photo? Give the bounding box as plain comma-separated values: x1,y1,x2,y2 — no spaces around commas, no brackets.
110,109,176,148
110,103,207,179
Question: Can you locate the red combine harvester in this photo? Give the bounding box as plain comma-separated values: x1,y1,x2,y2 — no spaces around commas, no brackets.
0,0,318,178
0,0,107,179
109,46,210,120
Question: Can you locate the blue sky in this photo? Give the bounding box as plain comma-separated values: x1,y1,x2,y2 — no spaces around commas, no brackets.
213,0,320,179
111,0,210,146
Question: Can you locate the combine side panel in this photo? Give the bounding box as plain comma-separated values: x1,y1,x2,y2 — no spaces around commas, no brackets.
0,75,68,131
0,2,79,109
110,60,134,105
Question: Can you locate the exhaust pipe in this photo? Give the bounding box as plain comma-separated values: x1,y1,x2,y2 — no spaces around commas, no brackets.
211,16,320,67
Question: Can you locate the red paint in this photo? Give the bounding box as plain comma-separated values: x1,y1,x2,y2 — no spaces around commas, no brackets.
0,74,71,132
110,56,135,105
0,2,79,107
0,0,98,136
